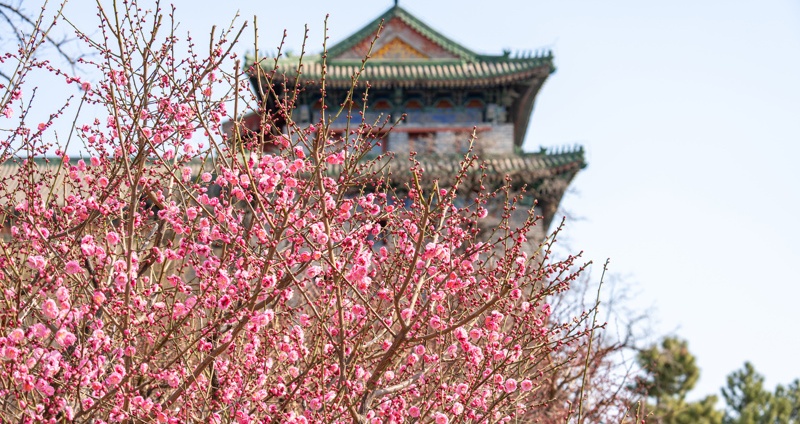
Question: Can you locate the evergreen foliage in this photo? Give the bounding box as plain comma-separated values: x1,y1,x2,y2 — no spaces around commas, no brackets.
635,338,800,424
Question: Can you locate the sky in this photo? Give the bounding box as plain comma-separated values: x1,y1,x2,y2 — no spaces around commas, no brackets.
44,0,800,401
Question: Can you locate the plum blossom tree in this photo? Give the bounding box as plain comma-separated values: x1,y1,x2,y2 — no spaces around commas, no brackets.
0,1,636,422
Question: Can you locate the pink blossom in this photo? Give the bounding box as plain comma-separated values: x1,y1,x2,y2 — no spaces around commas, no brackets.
42,299,59,319
2,346,19,360
325,151,345,165
36,379,55,397
55,328,77,347
408,407,420,418
185,296,197,308
252,389,268,401
503,378,518,393
106,231,120,245
15,200,27,212
80,235,96,256
469,328,482,341
27,255,46,271
493,374,505,385
485,310,504,331
56,286,70,308
263,309,275,323
65,260,83,274
520,379,534,392
429,315,443,330
7,328,24,343
30,323,50,339
217,295,232,309
107,372,123,385
434,412,449,424
172,303,188,319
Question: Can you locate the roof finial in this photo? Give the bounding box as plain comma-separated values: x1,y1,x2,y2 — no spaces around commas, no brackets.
394,0,399,7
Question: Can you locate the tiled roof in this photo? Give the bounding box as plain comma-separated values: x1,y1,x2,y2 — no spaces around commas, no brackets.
251,5,555,89
395,149,583,178
261,54,554,89
326,147,586,197
0,148,584,205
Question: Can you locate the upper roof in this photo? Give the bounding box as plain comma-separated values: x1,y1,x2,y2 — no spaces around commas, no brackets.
264,57,554,89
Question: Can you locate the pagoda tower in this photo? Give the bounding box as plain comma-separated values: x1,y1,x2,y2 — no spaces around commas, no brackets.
239,4,585,243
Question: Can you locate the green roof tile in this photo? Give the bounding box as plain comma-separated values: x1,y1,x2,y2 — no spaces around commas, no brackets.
260,55,554,89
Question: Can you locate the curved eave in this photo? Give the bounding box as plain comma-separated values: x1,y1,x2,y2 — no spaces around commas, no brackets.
511,74,549,148
330,149,585,194
258,58,554,90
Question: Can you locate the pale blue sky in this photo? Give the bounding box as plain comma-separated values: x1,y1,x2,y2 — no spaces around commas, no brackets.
53,0,800,400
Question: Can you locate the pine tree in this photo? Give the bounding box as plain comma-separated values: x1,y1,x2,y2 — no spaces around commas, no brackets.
634,337,723,424
722,362,800,424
